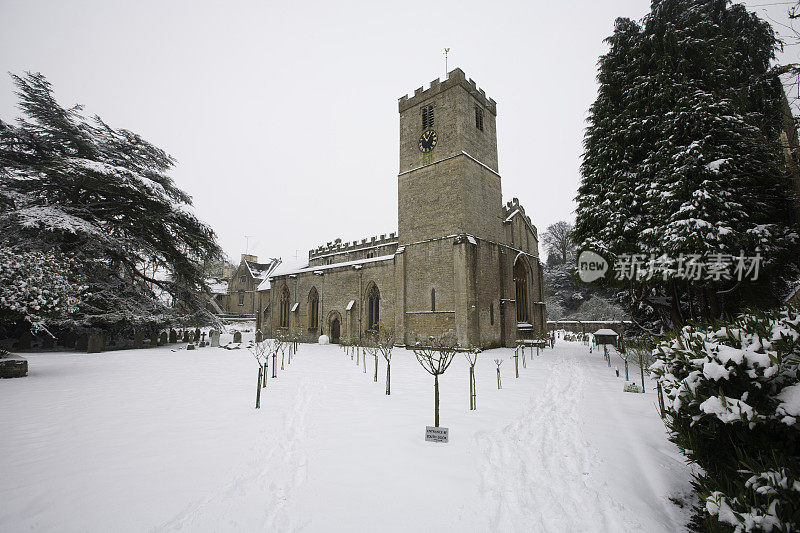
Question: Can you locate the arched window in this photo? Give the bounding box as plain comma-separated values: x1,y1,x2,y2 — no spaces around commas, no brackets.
308,287,319,330
514,260,529,323
367,284,380,331
431,288,436,311
279,287,290,328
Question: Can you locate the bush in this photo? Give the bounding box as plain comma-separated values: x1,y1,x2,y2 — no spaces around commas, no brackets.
650,308,800,531
623,381,643,393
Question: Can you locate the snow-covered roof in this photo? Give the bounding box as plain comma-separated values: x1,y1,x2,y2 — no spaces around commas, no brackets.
205,278,228,294
594,328,618,336
270,254,394,279
256,257,310,291
245,260,277,280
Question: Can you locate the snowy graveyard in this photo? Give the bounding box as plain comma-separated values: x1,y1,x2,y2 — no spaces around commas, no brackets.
0,334,694,532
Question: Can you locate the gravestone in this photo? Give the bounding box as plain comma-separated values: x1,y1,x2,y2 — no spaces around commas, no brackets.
187,343,195,351
183,330,190,342
87,333,104,353
150,333,159,347
194,328,201,342
17,332,32,351
233,331,242,344
210,330,220,347
0,355,27,378
133,331,144,349
200,332,206,346
255,330,263,343
188,331,195,343
169,329,177,343
76,334,89,352
159,331,168,345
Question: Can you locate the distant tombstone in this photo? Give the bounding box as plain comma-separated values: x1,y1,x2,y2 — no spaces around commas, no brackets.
87,333,104,353
201,332,207,346
150,333,159,347
210,330,220,347
169,329,177,343
76,334,89,352
159,331,168,345
187,343,196,351
17,332,32,350
188,331,195,343
255,330,263,343
183,330,190,342
233,331,242,344
133,331,144,349
194,328,201,342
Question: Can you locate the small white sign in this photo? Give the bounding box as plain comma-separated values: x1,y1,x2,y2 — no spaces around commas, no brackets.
425,426,449,443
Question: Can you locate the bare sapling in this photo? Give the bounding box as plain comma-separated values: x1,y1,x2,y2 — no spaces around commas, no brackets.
465,347,479,410
377,325,395,395
513,348,519,378
494,358,503,389
248,336,270,406
412,332,458,427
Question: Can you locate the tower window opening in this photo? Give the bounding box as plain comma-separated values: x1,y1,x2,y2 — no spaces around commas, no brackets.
422,105,434,130
431,288,436,311
490,302,494,325
475,106,484,131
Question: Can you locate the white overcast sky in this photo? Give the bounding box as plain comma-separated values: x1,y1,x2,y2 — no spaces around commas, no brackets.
1,0,797,265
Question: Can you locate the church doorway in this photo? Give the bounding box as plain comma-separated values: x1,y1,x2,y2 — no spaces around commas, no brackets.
328,311,342,343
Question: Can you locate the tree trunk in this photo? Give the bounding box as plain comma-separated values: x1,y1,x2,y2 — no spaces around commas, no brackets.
497,367,502,389
256,367,262,409
386,363,391,395
470,365,476,410
434,374,440,427
515,354,519,378
263,362,268,387
639,352,645,393
624,360,629,381
374,355,378,382
272,353,277,378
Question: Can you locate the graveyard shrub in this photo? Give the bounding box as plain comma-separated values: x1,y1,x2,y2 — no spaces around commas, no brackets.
650,308,800,531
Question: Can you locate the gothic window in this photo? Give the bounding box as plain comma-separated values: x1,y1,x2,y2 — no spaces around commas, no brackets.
238,291,245,306
366,250,375,259
308,288,319,330
431,288,436,311
367,284,380,331
280,287,290,328
514,261,529,323
475,106,484,131
490,302,494,325
422,105,434,130
240,275,246,283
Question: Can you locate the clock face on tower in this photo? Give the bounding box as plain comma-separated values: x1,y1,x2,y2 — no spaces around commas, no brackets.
418,129,438,153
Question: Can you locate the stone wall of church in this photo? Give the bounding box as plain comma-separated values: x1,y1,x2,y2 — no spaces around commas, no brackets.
268,258,397,344
400,236,458,344
398,156,502,245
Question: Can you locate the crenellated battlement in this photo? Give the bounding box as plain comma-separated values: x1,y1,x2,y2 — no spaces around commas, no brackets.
398,67,497,115
309,232,398,259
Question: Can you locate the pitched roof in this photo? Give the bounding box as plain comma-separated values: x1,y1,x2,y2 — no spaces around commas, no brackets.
245,259,280,280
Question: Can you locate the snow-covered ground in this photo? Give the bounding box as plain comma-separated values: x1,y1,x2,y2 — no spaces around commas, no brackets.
0,336,693,532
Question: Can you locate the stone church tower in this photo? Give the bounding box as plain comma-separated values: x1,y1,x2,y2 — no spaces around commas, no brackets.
261,68,545,348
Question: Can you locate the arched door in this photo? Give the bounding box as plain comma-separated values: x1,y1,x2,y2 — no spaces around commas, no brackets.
330,318,341,343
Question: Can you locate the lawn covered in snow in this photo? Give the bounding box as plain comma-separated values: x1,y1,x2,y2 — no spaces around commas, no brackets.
0,335,694,532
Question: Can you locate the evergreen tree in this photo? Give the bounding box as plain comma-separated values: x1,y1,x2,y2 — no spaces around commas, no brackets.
575,0,799,331
0,72,223,335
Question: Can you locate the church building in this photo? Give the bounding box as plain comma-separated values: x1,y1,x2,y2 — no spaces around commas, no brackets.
256,68,545,348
